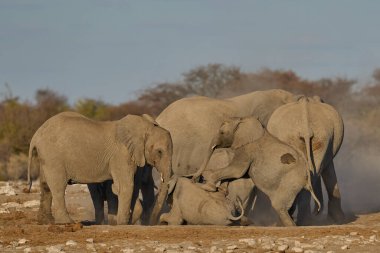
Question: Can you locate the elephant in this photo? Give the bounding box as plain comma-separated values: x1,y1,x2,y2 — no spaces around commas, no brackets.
156,89,297,176
27,111,173,225
267,96,345,224
159,177,244,225
197,116,320,226
86,165,156,225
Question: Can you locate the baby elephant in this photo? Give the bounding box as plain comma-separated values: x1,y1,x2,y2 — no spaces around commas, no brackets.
159,177,244,225
194,116,320,226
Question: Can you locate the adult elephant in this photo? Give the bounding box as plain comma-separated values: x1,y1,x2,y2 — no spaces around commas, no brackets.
267,96,345,224
27,112,172,225
156,89,297,176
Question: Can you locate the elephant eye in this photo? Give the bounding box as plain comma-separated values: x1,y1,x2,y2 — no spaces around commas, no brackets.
157,149,163,157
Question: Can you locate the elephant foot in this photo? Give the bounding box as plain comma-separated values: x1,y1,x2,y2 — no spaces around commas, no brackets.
107,214,117,225
38,212,54,225
328,210,345,224
198,182,217,192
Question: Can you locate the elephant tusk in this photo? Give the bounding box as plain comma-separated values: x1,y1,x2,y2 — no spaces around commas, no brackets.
160,174,164,182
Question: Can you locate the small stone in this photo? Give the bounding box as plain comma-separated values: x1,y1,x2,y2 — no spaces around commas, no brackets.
18,239,27,245
294,240,301,247
86,238,94,243
239,238,256,246
326,251,335,253
341,245,350,250
23,248,31,253
154,246,166,252
291,247,304,253
304,250,316,253
369,235,377,242
349,232,358,236
122,248,134,253
187,246,196,250
99,243,107,247
227,245,238,250
46,245,64,253
86,243,96,251
278,244,289,252
262,244,273,250
65,240,77,246
315,244,324,250
210,246,218,253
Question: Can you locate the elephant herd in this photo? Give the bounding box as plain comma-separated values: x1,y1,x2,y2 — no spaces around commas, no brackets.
27,89,345,227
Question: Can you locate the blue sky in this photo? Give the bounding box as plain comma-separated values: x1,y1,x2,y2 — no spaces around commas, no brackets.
1,1,379,104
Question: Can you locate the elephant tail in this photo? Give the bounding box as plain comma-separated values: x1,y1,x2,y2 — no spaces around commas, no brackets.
228,197,245,221
304,170,321,213
26,143,37,193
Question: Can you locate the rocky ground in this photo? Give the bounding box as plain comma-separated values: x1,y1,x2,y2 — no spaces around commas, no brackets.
1,181,380,253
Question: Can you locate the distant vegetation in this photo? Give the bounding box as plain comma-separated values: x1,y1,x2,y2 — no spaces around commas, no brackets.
1,64,380,185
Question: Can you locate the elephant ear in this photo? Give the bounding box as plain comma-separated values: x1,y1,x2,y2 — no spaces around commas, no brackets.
142,114,159,126
232,117,265,149
116,115,147,167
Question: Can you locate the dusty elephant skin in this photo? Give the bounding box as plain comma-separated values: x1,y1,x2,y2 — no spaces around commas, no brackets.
159,177,244,225
156,89,297,177
267,96,345,225
199,117,319,226
27,112,172,225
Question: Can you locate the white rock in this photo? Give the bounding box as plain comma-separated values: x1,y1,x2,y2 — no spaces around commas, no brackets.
46,245,64,253
23,200,40,208
0,183,16,196
154,246,166,252
369,235,377,242
349,232,358,236
86,238,94,243
278,244,289,252
1,202,21,208
65,240,77,246
121,248,134,253
326,251,335,253
239,238,256,246
187,246,196,250
23,248,32,253
210,246,218,253
227,245,238,250
291,247,304,253
341,245,350,250
99,243,107,247
304,250,316,253
262,244,273,250
0,208,10,214
18,238,28,244
86,243,96,251
294,240,302,247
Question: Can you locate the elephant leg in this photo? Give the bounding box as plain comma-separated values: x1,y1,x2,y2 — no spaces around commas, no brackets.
50,181,73,224
269,192,297,227
322,162,345,224
38,171,54,224
87,183,105,225
202,157,251,191
131,200,143,224
295,189,312,226
141,167,155,225
104,180,118,216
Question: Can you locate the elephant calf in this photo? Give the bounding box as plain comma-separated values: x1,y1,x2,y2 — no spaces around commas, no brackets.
160,177,244,225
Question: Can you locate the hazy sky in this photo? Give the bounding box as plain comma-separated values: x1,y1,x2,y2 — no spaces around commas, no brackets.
1,1,379,104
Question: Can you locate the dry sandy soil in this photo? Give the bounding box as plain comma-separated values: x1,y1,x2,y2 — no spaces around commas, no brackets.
0,181,379,253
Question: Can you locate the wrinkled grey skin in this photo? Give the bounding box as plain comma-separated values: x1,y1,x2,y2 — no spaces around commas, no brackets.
156,89,297,176
159,177,244,225
267,96,345,225
199,117,320,226
27,112,172,225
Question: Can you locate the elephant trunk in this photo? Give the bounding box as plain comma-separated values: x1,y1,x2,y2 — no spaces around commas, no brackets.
189,138,218,180
228,198,245,221
149,159,172,225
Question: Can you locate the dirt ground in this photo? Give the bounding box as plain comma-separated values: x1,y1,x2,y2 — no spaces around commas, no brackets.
1,181,380,253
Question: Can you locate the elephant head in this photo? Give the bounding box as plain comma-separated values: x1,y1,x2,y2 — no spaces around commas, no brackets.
192,117,265,180
116,114,173,225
